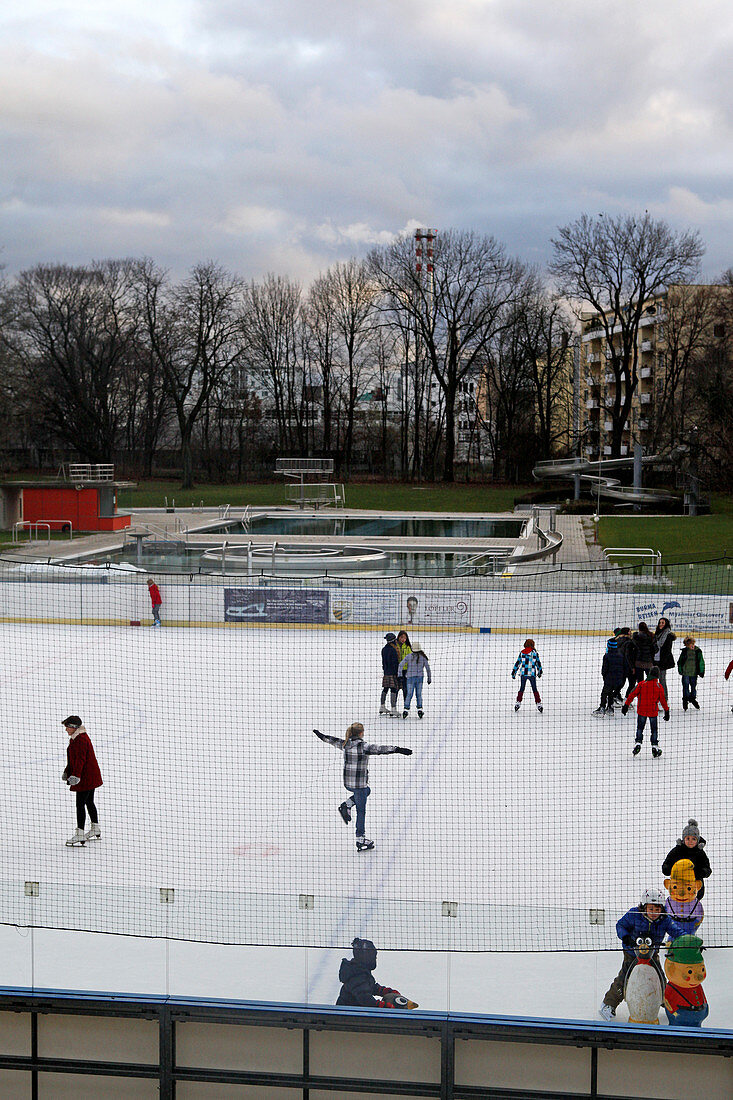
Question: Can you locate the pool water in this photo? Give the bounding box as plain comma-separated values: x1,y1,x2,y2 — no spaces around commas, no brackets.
213,515,525,539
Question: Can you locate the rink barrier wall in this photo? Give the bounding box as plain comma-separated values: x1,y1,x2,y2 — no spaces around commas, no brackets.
1,579,732,636
1,987,733,1100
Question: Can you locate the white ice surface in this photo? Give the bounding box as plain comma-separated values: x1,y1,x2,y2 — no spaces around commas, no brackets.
0,621,731,1024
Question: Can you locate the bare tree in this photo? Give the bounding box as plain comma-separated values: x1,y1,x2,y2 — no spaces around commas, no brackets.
2,261,143,462
550,213,704,457
369,230,517,481
241,275,308,454
518,272,575,459
138,260,244,488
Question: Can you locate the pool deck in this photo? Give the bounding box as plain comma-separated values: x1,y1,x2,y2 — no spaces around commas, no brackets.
0,508,604,568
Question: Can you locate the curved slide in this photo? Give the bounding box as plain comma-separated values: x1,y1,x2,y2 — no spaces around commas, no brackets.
533,455,678,505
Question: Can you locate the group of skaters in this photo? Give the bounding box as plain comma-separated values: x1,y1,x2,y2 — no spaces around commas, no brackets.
600,818,712,1024
379,630,431,719
594,617,718,756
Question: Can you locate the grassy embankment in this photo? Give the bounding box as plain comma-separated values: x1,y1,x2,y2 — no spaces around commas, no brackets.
598,496,733,564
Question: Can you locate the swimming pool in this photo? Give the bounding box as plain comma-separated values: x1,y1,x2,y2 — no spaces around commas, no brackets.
209,515,526,539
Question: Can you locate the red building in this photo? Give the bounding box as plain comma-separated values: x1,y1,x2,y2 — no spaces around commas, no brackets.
0,470,134,534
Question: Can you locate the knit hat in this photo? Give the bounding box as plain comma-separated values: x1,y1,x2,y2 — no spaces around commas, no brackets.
666,935,704,964
384,632,397,642
62,715,82,728
606,637,618,651
352,937,377,969
669,859,696,886
682,819,700,841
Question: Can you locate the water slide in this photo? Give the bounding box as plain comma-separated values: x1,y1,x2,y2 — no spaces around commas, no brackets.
532,454,679,505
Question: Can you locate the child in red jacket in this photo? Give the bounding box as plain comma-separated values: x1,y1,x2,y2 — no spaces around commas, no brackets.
622,666,669,758
147,577,162,627
62,715,103,847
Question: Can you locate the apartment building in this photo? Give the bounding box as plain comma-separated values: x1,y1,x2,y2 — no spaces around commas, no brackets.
579,284,730,459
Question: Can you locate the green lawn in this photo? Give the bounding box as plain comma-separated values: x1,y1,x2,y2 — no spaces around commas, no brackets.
116,480,528,513
598,496,733,564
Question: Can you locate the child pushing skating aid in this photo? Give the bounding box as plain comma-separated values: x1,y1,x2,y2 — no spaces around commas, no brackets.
314,723,412,851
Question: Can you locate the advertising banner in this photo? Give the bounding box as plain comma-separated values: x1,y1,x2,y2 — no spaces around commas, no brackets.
633,596,733,636
400,591,472,627
224,587,330,623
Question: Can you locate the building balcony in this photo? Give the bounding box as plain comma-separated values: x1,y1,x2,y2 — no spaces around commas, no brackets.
640,366,652,379
586,399,599,410
603,445,612,455
640,392,651,405
586,352,600,363
640,340,653,352
604,372,615,383
638,419,649,430
603,397,614,407
604,420,613,431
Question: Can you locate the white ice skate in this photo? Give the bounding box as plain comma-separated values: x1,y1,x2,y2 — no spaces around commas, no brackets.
85,823,101,841
379,705,387,716
65,828,86,847
388,708,399,717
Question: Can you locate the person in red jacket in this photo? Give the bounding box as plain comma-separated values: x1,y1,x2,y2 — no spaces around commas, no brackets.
622,666,669,758
61,715,103,847
724,659,733,712
147,577,162,627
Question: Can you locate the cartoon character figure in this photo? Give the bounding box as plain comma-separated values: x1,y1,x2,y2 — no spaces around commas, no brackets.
624,935,664,1024
664,859,704,934
664,936,708,1027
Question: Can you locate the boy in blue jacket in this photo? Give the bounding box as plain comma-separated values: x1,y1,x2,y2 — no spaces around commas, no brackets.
600,888,684,1020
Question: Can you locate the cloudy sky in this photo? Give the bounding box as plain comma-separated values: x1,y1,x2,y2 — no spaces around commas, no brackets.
1,0,732,284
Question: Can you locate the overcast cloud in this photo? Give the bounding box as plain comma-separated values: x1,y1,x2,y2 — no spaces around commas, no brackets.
1,0,732,283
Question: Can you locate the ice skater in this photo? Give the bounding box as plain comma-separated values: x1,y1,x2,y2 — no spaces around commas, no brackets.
61,715,103,847
677,637,705,711
594,634,631,716
632,622,656,682
621,666,669,757
654,617,677,698
398,644,431,718
512,638,543,712
599,888,683,1021
396,630,412,707
313,723,412,851
723,658,733,712
379,632,401,717
662,819,711,900
147,577,162,627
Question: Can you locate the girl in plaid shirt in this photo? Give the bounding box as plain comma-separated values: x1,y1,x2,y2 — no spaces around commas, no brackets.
512,638,543,713
314,723,412,851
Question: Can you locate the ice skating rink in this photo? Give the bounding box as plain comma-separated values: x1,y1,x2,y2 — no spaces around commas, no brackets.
1,621,732,1022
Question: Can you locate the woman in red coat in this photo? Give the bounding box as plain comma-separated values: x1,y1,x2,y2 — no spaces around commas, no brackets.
62,715,103,847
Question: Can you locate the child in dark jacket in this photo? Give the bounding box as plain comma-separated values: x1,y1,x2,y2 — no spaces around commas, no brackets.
512,638,543,713
336,938,403,1007
662,819,711,901
677,637,705,711
595,636,631,716
622,666,669,758
599,888,684,1020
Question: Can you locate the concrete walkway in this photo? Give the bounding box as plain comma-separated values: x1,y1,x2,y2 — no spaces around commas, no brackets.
553,515,606,566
